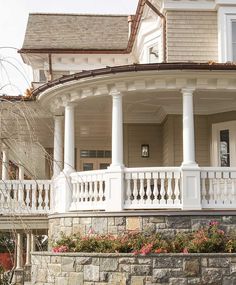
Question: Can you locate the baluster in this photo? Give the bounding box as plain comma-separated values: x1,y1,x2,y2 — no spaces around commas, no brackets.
44,183,50,211
139,173,145,203
208,171,214,206
201,171,207,204
223,172,229,205
70,180,76,210
93,176,98,203
84,178,89,203
231,172,236,204
25,182,31,211
132,173,138,204
152,172,158,204
5,182,11,213
174,171,181,205
159,172,166,205
0,182,4,210
98,176,104,203
215,172,221,205
37,183,43,211
89,176,93,203
145,172,152,204
125,173,132,204
18,181,24,210
167,172,173,205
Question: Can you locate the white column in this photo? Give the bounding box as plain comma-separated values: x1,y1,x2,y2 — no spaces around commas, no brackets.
18,165,24,180
111,91,124,168
182,88,196,166
53,115,63,177
2,145,9,180
63,104,75,173
16,233,23,269
181,88,201,210
25,233,31,266
31,233,36,252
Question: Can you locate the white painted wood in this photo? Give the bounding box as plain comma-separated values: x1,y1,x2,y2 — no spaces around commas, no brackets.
182,88,196,166
64,104,75,173
53,115,63,177
1,146,9,180
110,91,124,168
124,167,182,210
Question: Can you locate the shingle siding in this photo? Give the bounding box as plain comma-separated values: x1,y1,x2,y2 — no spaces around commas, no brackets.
166,11,218,62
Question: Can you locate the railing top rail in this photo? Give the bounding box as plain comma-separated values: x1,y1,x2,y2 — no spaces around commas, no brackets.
124,167,181,173
70,169,106,178
0,179,51,184
201,167,236,172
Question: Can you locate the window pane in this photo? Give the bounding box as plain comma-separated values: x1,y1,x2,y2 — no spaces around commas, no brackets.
105,151,112,158
232,22,236,42
220,130,230,167
80,150,89,157
97,150,104,158
100,163,109,170
83,163,93,171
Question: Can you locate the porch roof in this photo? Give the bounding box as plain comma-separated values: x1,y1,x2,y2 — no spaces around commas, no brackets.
32,62,236,97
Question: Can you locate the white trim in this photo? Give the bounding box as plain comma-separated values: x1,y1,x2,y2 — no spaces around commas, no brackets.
218,7,236,62
211,121,236,167
163,0,215,11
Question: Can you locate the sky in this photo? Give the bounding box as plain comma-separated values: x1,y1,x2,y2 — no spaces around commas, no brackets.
0,0,138,95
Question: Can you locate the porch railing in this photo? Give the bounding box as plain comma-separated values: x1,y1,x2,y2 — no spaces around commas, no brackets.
201,167,236,209
70,170,106,211
0,180,51,215
124,167,182,209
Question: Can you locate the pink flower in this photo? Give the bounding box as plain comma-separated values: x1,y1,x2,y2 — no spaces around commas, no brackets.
52,245,69,253
140,243,153,255
209,221,219,227
183,248,189,254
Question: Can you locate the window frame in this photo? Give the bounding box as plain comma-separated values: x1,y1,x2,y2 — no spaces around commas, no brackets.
218,7,236,62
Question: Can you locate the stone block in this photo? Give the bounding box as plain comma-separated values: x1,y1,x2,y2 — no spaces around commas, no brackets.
169,278,187,285
223,275,236,285
131,276,145,285
166,217,191,229
48,264,61,276
152,269,170,283
149,217,165,223
187,278,202,284
80,217,92,225
61,257,76,272
131,265,151,276
202,268,224,284
108,272,128,285
99,271,109,282
183,259,200,277
126,217,142,231
153,257,182,268
64,218,72,226
37,268,47,282
84,265,100,281
55,276,68,285
76,257,92,265
108,217,115,226
51,256,62,264
73,224,86,235
208,257,230,268
119,257,136,264
119,264,131,272
137,258,151,265
100,258,118,271
92,217,108,234
68,272,84,285
115,217,125,226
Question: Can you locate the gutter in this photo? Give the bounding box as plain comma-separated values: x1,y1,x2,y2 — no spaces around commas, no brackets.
32,62,236,97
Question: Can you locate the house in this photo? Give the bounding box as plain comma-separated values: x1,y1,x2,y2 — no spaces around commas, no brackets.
1,0,236,281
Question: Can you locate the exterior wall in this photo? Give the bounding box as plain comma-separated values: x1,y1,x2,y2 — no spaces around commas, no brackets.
48,214,236,241
166,11,218,62
31,252,236,285
124,124,162,167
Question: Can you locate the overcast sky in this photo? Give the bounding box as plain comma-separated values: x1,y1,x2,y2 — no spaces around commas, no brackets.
0,0,138,95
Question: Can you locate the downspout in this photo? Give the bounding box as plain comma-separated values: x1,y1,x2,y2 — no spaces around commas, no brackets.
145,0,167,63
48,53,53,81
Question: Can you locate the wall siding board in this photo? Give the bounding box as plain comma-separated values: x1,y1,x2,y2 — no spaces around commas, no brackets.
166,11,218,62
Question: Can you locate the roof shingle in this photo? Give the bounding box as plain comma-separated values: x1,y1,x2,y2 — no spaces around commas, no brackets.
22,13,129,51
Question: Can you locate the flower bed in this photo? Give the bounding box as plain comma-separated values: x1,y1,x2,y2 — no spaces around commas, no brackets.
52,221,236,254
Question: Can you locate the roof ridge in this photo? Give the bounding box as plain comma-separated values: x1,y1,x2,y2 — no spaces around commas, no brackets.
29,12,131,17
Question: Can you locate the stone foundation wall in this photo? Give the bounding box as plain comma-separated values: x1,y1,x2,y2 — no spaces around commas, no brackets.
49,213,236,241
31,252,236,285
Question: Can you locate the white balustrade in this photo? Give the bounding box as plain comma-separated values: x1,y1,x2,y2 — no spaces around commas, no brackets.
124,167,182,209
0,180,51,214
70,170,106,211
201,168,236,209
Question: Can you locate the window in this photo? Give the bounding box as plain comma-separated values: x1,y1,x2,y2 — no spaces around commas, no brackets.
212,121,236,167
218,7,236,62
80,150,111,158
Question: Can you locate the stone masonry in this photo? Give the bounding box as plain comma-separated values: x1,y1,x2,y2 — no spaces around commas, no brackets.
31,252,236,285
49,214,236,242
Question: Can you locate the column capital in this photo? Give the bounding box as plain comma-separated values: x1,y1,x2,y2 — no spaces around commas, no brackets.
109,90,123,98
181,88,195,96
65,102,77,109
